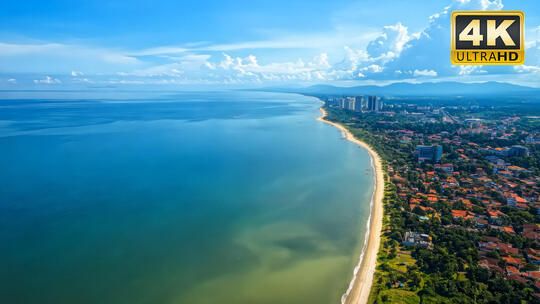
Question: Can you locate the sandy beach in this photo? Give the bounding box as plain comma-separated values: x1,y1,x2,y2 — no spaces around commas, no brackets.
317,105,384,304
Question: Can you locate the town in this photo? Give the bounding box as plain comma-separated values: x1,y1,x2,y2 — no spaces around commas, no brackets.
321,94,540,303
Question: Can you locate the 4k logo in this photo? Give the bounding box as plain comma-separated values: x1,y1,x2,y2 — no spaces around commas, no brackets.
451,11,524,65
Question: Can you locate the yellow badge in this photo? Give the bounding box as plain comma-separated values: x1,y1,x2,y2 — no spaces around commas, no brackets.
451,11,524,65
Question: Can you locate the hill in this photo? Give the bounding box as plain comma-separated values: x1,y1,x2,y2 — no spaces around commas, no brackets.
266,81,539,97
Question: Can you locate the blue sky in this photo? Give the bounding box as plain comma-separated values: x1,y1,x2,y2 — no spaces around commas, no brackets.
0,0,539,88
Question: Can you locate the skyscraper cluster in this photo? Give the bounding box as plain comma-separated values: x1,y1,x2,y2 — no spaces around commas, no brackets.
325,96,383,112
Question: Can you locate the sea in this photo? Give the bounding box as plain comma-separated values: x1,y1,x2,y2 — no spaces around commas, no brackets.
0,90,374,304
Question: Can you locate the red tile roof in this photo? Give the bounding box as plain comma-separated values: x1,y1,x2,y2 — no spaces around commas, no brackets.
503,226,516,234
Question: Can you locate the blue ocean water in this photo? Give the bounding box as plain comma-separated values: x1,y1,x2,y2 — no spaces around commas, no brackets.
0,91,374,304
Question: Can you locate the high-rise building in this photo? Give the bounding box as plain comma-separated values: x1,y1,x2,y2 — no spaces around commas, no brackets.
340,98,346,109
415,145,443,162
367,96,380,112
355,96,364,111
346,97,356,111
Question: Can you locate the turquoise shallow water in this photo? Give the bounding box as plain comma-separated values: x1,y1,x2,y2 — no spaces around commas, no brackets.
0,91,374,304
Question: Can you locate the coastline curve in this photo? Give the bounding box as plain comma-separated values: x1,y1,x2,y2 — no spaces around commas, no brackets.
316,101,384,304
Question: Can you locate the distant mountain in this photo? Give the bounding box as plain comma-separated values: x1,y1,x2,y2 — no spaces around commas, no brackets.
266,81,539,97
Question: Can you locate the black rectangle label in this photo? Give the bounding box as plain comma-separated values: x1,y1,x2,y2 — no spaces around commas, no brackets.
455,15,520,49
451,11,524,65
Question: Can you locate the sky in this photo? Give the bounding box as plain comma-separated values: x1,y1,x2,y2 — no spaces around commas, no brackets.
0,0,539,89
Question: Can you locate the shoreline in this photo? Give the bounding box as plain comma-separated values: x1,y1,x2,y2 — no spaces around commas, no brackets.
316,104,384,304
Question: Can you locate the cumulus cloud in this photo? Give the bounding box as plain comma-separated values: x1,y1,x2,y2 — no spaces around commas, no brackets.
457,65,486,75
514,65,540,74
3,0,540,86
480,0,503,10
336,0,523,81
328,46,369,79
309,53,331,69
349,0,526,81
212,53,335,81
413,69,438,77
362,64,384,73
219,53,235,70
366,22,410,62
454,0,503,9
33,76,61,84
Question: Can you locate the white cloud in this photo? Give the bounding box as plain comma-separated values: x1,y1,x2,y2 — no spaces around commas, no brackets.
367,22,411,62
33,76,61,84
514,65,540,74
361,64,384,73
7,78,16,83
308,53,331,69
212,53,335,82
333,46,369,74
454,0,503,10
413,69,438,77
219,53,235,70
108,79,146,85
457,65,486,75
351,0,538,81
480,0,503,10
2,0,540,86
